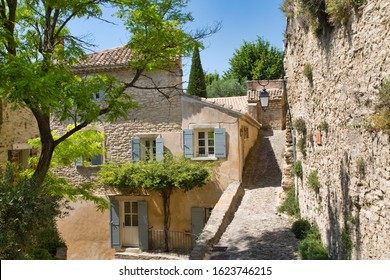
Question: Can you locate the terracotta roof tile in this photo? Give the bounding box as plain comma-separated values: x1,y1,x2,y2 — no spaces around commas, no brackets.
202,96,248,113
247,88,284,102
73,46,132,70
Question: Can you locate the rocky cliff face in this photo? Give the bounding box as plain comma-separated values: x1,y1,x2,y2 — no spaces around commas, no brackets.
283,0,389,259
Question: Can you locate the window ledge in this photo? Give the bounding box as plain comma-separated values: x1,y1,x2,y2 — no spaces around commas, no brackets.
192,157,218,161
76,165,102,169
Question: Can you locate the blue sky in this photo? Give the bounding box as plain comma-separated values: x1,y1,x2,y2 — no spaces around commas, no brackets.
68,0,286,84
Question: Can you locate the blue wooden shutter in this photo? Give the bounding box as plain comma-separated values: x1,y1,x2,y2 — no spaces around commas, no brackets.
110,200,121,249
138,201,149,250
191,207,205,247
214,128,227,158
100,90,109,101
131,138,140,162
91,154,103,165
75,157,83,167
183,129,194,158
155,137,164,161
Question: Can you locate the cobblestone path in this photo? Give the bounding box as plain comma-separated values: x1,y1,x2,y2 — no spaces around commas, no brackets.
209,130,298,260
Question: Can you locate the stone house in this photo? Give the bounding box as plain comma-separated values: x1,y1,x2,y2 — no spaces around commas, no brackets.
0,46,286,259
52,46,262,259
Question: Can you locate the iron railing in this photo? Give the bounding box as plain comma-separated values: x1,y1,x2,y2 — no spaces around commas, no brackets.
148,230,193,253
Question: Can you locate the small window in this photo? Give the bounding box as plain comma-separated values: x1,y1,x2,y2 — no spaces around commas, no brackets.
75,154,103,167
132,136,164,162
195,130,215,158
183,128,226,159
8,149,32,169
141,139,157,161
92,90,108,101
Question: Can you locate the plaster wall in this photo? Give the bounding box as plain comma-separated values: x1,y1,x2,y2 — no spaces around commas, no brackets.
181,95,260,187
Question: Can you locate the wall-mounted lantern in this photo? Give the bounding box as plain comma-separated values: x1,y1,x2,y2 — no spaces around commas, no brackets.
258,78,270,111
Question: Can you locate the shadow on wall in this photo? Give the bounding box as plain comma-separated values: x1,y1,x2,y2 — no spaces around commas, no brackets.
209,228,298,260
326,151,358,259
242,129,282,189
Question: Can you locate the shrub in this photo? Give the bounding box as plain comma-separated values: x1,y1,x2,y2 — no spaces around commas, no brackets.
278,186,300,217
326,0,353,26
297,137,307,158
371,78,390,133
341,227,353,260
0,164,65,260
355,157,365,178
294,118,307,135
319,120,329,133
308,170,320,194
281,0,296,17
292,219,311,240
298,225,328,259
299,0,325,16
352,0,365,6
294,160,303,179
31,248,55,260
303,63,313,82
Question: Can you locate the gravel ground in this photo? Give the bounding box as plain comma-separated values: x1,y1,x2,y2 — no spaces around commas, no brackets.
208,130,299,260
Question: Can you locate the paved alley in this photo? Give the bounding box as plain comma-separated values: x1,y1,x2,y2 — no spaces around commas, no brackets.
208,130,298,260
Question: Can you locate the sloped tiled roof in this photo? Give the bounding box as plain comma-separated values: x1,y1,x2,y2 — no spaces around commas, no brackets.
247,88,284,102
73,46,131,71
202,96,248,114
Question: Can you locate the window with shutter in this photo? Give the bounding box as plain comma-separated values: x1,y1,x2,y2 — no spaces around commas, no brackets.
184,128,226,159
183,129,194,158
131,137,164,162
92,90,108,101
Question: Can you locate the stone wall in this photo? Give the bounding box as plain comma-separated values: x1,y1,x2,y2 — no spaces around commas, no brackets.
246,80,287,130
51,68,183,187
0,102,39,164
283,0,390,259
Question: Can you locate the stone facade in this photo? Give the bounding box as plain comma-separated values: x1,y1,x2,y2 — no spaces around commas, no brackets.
247,80,287,130
283,0,390,259
0,101,39,166
53,46,261,258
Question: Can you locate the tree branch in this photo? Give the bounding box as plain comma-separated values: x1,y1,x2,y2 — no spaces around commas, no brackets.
128,72,184,100
54,106,110,147
54,0,99,39
123,69,144,88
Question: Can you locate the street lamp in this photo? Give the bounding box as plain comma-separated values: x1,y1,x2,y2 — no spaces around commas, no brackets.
258,79,270,111
259,88,270,111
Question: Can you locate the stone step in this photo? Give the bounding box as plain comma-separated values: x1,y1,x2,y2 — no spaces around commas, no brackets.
114,250,189,260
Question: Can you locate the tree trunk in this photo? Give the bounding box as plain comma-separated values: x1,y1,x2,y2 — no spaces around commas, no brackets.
30,109,55,186
161,190,171,252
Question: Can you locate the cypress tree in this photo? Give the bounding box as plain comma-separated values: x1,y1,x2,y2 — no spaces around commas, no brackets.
187,46,207,98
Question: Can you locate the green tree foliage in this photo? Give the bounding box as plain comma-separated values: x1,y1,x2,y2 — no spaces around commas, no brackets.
28,126,104,167
187,45,207,97
224,37,283,82
98,155,212,251
0,163,64,259
0,0,206,187
206,78,246,98
205,71,220,87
